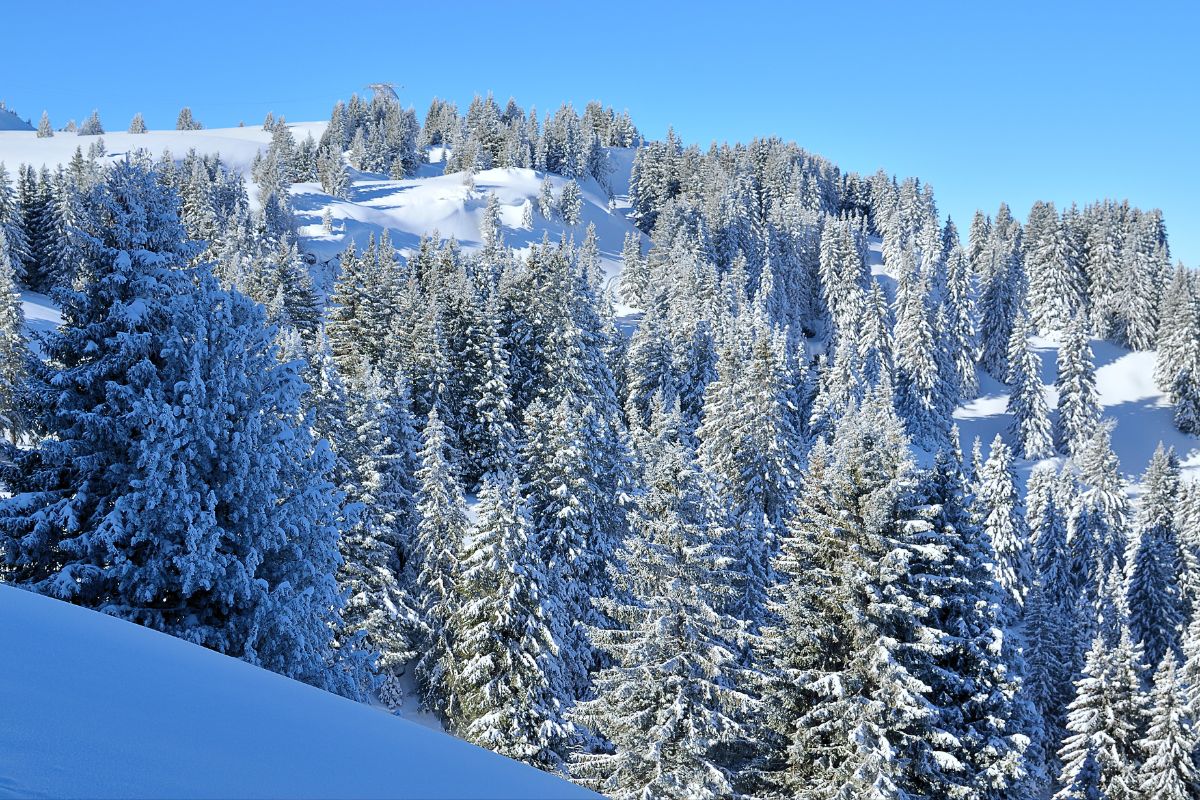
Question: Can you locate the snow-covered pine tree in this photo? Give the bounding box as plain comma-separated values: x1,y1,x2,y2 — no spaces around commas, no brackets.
1006,312,1054,459
0,162,357,695
411,406,469,719
559,179,583,227
1133,652,1198,800
1025,201,1084,332
1025,484,1078,788
449,472,571,773
1055,315,1101,455
976,435,1032,611
944,241,979,400
758,390,943,798
176,107,202,130
78,109,103,135
905,449,1033,799
36,111,53,138
0,228,26,442
1125,444,1186,669
893,253,950,447
695,311,800,622
572,401,753,799
338,366,422,708
978,214,1024,380
128,112,146,133
1055,576,1148,800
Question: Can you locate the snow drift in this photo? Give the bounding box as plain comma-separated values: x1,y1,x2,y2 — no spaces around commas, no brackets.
0,584,595,799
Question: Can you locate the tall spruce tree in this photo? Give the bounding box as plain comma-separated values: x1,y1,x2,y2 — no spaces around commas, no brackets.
572,402,753,799
1055,316,1101,455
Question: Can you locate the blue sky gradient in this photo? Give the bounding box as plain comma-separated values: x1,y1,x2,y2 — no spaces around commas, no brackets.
6,0,1197,264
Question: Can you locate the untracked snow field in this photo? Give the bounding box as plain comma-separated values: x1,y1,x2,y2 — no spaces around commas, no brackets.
0,584,596,799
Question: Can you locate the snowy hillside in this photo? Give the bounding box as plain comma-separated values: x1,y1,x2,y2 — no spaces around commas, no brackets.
0,107,33,132
864,238,1200,487
0,584,595,799
0,123,644,299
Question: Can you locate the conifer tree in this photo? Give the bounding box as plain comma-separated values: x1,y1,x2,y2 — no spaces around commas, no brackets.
0,229,26,442
175,106,201,130
0,162,355,694
1026,201,1084,332
758,392,947,798
128,112,146,133
1055,584,1148,800
976,435,1031,610
1055,315,1101,455
411,407,469,718
78,109,103,135
1134,652,1198,800
449,473,571,772
338,366,422,707
1006,313,1054,459
560,179,583,227
944,242,979,399
572,403,753,799
1125,444,1186,669
893,261,950,446
36,111,53,138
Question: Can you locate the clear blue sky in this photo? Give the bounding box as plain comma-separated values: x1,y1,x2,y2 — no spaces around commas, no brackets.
7,0,1197,265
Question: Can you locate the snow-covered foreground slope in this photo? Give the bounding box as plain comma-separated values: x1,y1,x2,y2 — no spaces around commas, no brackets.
0,584,595,799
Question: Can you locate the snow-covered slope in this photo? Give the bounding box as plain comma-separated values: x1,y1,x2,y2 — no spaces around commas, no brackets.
0,124,645,301
865,239,1200,487
0,108,33,132
0,584,595,799
0,122,325,173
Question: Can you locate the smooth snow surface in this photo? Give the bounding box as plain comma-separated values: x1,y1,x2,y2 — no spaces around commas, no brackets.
0,585,596,799
0,109,33,132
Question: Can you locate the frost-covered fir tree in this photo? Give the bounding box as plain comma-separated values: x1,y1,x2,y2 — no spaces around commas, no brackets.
1055,315,1101,455
1025,484,1078,788
78,109,103,135
0,162,356,695
36,111,53,138
1133,652,1198,800
175,106,202,130
127,112,146,133
1074,424,1132,576
976,435,1031,611
758,391,951,798
559,179,583,227
338,366,422,707
538,176,555,219
1026,201,1084,332
572,402,753,799
978,215,1024,379
411,407,469,718
893,258,950,447
449,473,571,773
0,229,26,442
695,312,800,622
1055,582,1148,800
1125,444,1186,669
944,242,979,399
1006,313,1054,459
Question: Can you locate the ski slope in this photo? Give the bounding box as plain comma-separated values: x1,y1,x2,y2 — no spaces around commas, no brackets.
0,584,595,800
